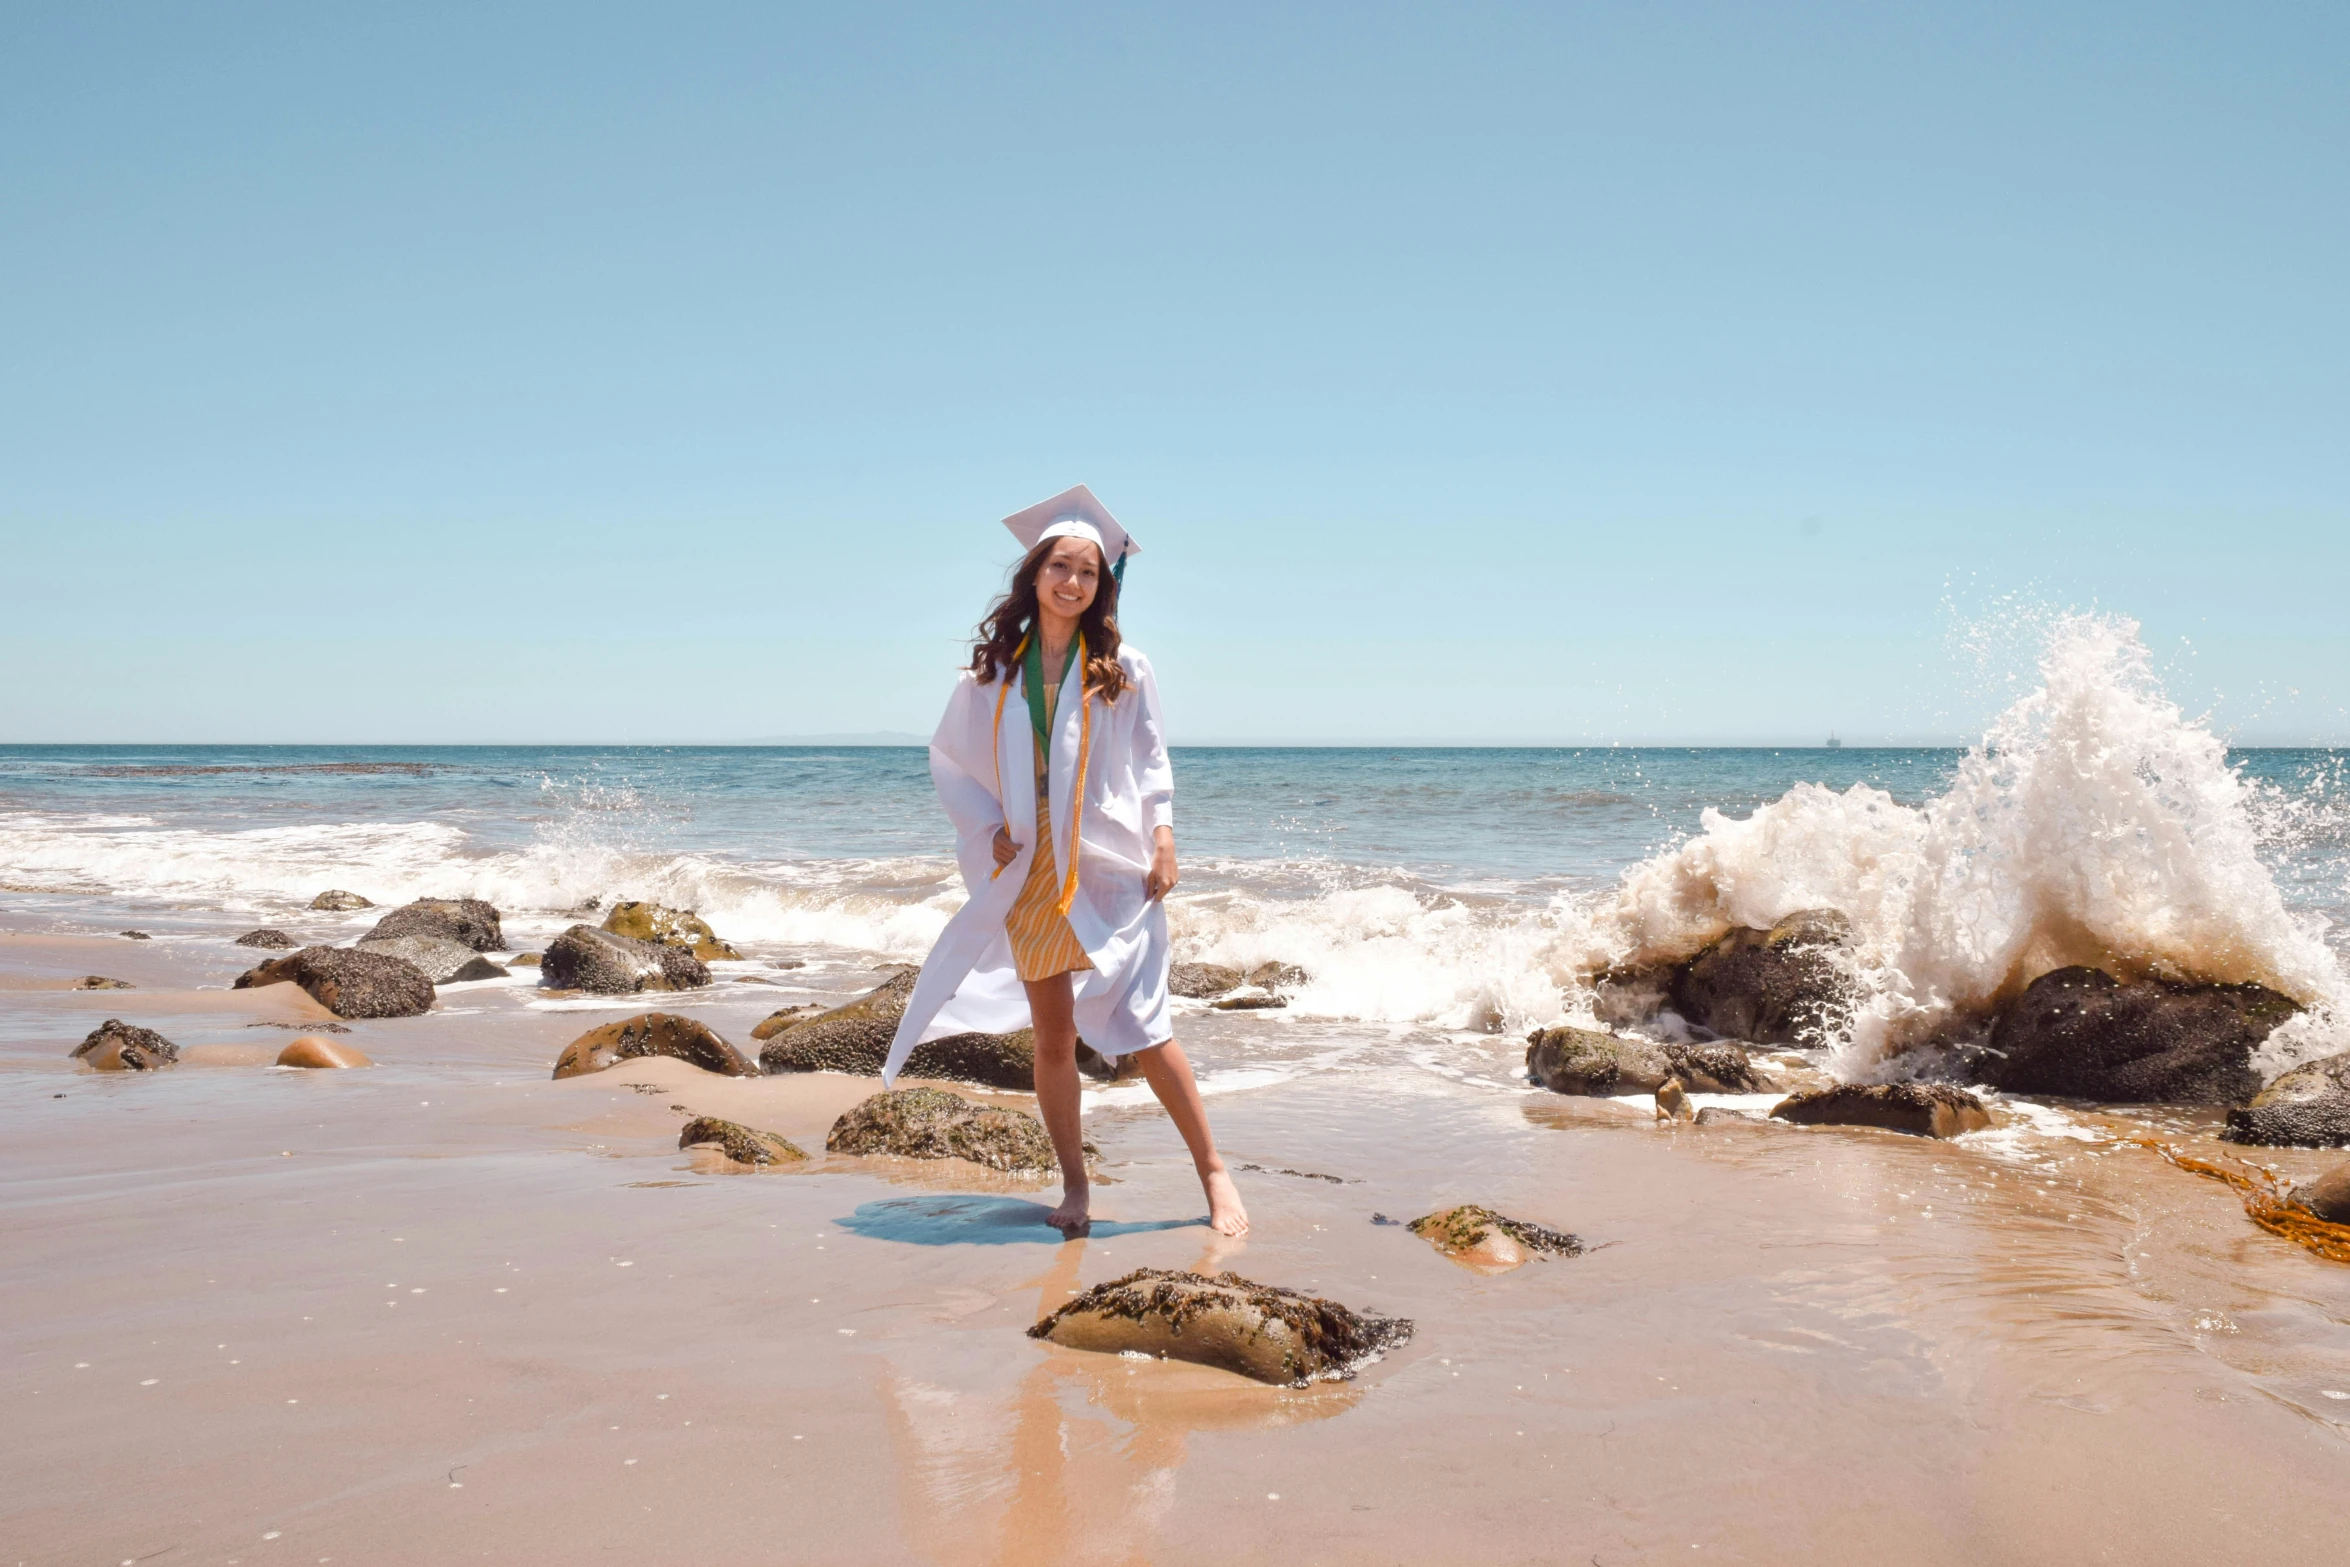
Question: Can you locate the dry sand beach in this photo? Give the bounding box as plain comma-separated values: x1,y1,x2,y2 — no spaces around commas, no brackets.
8,911,2350,1565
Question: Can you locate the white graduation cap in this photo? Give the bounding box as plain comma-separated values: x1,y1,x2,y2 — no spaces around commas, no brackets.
1001,484,1140,582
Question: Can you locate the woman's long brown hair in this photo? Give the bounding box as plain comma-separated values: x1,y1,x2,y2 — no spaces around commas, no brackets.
969,538,1129,703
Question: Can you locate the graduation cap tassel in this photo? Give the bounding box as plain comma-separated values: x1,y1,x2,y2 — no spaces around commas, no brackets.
1112,545,1128,586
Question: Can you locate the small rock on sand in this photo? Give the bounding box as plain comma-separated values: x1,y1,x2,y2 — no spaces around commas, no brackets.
357,934,508,985
1209,986,1286,1011
826,1086,1073,1173
553,1013,758,1080
600,901,744,963
751,1003,824,1040
507,952,542,966
1694,1106,1762,1125
540,924,710,994
1654,1078,1693,1121
361,898,506,954
1770,1082,1991,1139
1407,1205,1582,1274
1169,962,1245,999
233,946,435,1019
678,1115,806,1165
72,1019,178,1071
309,890,373,911
74,975,134,990
234,929,300,950
276,1037,372,1069
2223,1051,2350,1148
2288,1163,2350,1224
1028,1268,1412,1387
120,930,151,940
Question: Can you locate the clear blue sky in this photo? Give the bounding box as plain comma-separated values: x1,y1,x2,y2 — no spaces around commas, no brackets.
3,2,2343,744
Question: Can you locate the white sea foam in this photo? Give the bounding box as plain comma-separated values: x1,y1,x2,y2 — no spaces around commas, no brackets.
1560,614,2348,1076
2,614,2340,1082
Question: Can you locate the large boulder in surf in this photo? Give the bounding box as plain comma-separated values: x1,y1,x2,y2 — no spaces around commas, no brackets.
825,1086,1071,1173
1669,909,1853,1046
2223,1052,2350,1147
678,1115,806,1166
308,890,373,911
233,946,434,1018
361,898,504,953
1982,967,2300,1104
234,928,299,950
1525,1026,1771,1095
357,935,508,985
72,1019,178,1071
1028,1269,1412,1387
1407,1205,1583,1274
1770,1082,1991,1139
757,968,1121,1087
552,1012,757,1079
539,924,710,993
1170,962,1246,999
600,900,744,963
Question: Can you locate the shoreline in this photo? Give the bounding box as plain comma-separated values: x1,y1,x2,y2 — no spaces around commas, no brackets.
6,921,2350,1562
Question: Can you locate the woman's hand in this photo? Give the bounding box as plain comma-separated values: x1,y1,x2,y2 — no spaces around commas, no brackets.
1145,827,1179,902
992,826,1020,869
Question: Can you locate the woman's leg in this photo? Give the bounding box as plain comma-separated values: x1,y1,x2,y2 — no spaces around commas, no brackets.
1132,1041,1250,1237
1023,972,1090,1233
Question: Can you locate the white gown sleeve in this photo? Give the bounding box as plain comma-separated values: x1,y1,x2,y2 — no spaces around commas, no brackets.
1131,652,1175,835
929,671,1010,860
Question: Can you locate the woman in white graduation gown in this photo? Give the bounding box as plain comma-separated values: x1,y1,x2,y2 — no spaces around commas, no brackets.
885,486,1247,1237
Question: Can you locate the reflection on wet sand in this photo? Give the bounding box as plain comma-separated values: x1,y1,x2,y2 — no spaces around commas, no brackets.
883,1235,1358,1567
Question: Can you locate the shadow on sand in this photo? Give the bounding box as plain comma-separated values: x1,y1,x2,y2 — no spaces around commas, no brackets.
838,1194,1205,1246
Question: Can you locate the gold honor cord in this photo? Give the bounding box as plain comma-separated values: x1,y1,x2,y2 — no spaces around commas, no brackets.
986,630,1096,919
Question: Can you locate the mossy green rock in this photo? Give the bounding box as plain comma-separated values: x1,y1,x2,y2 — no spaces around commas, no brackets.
1029,1268,1412,1387
601,900,744,963
678,1115,806,1165
825,1086,1073,1173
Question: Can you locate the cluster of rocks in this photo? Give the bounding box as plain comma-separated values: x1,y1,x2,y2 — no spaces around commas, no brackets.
69,1018,370,1072
1582,905,2347,1146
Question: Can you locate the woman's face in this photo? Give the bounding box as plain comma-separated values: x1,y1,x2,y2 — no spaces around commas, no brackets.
1033,537,1101,622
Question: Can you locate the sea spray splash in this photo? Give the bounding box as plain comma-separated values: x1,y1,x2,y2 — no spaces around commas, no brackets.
1572,614,2346,1077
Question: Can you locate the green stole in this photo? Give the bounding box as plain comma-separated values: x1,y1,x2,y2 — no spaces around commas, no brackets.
1021,631,1083,759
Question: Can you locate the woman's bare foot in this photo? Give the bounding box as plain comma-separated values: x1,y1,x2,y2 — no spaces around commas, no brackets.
1203,1168,1249,1236
1045,1181,1091,1237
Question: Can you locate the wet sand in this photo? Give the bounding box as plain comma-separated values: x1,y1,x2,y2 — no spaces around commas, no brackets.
7,927,2350,1564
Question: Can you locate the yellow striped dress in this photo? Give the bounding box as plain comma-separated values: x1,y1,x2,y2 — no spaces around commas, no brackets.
1006,672,1093,983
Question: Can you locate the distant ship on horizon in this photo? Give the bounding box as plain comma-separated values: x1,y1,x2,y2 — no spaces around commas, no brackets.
1825,733,1843,749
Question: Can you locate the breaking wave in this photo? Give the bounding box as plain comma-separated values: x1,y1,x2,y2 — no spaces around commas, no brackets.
2,614,2341,1078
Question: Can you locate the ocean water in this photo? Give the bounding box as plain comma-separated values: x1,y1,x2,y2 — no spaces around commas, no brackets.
3,615,2346,1078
